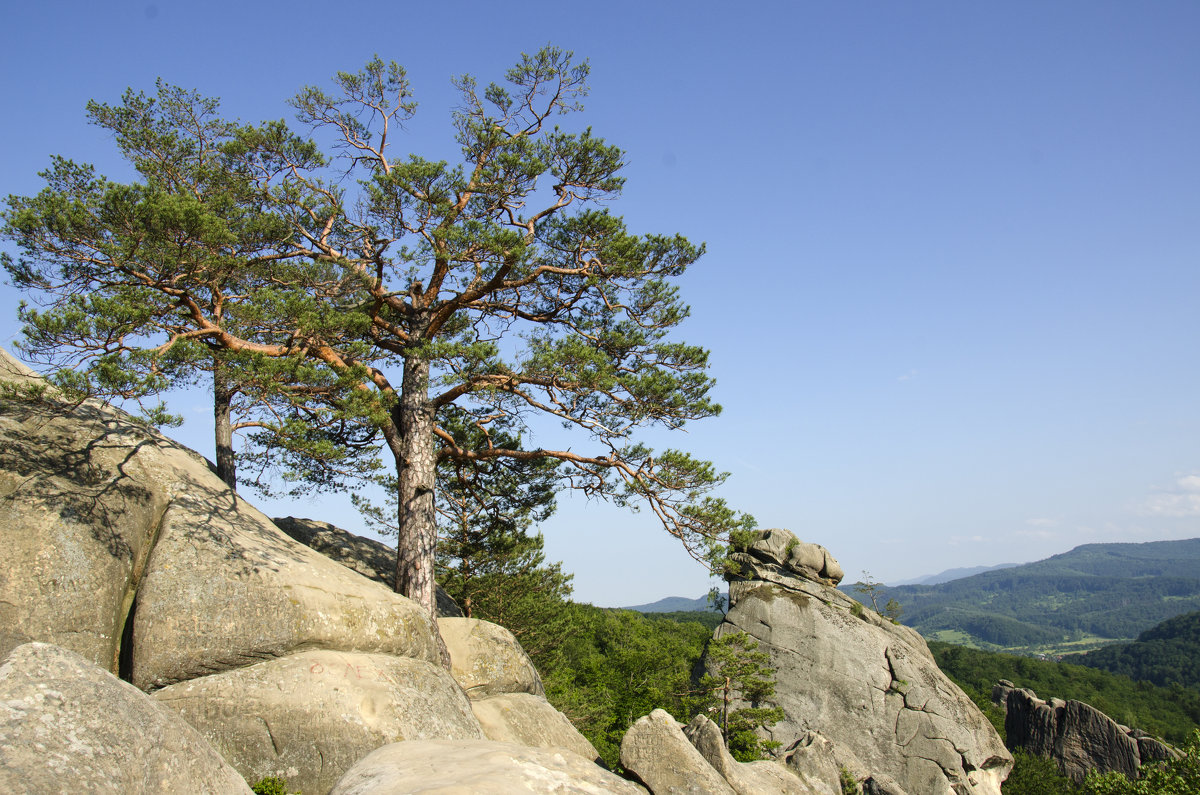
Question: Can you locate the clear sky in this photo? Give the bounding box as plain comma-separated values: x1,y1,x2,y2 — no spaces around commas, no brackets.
3,1,1198,605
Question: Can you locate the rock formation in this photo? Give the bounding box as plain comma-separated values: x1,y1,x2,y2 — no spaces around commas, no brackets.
993,680,1179,783
0,347,599,793
0,642,252,794
329,740,646,794
715,528,1013,795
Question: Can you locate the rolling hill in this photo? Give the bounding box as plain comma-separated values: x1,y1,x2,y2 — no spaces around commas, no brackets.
1065,610,1200,690
868,538,1200,654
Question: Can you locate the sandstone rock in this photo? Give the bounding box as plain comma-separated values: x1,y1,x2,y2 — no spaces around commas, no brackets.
472,691,600,762
1002,685,1152,783
716,570,1011,794
154,648,482,795
620,709,736,794
684,714,812,794
329,739,646,794
0,642,251,794
0,348,443,692
1,350,173,673
273,516,464,617
781,731,844,795
441,616,545,699
740,528,844,586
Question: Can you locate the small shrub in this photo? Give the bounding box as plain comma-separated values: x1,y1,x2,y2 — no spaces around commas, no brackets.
251,777,293,795
839,765,860,794
850,601,865,619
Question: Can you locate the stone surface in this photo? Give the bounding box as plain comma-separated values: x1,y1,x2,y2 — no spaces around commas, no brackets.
620,709,736,794
441,616,545,699
0,349,173,673
472,692,600,762
717,554,1012,795
1000,684,1156,783
781,731,845,795
273,516,464,618
329,739,646,794
743,528,844,585
684,714,813,795
0,642,251,794
154,649,482,795
131,490,440,690
0,347,442,693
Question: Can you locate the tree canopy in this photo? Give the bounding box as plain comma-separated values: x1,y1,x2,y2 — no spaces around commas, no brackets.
2,47,752,626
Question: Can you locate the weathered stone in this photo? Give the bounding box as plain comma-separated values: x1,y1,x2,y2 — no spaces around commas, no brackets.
715,575,1011,794
749,528,800,567
441,616,545,699
782,731,844,795
1,349,173,673
273,516,464,617
154,649,482,795
684,714,812,794
620,709,736,794
1002,686,1154,783
0,642,251,794
329,739,647,794
130,491,440,690
472,692,600,762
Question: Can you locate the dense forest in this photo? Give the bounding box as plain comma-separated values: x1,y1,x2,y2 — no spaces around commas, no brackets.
866,540,1200,652
1066,611,1200,691
930,641,1200,746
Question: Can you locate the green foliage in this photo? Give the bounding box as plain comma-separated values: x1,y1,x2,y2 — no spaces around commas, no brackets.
930,642,1200,745
883,540,1200,653
539,604,711,769
251,776,294,795
1068,611,1200,690
691,631,785,762
1002,750,1080,794
5,47,754,612
850,600,865,619
1079,730,1200,795
839,766,860,795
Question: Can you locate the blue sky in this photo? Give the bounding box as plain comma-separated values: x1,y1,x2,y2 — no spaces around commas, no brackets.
3,2,1198,605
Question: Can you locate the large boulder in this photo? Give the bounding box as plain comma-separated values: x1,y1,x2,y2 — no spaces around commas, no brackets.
0,349,173,672
718,532,1012,795
620,709,736,794
684,714,814,795
0,642,251,794
329,739,647,794
472,692,601,762
996,682,1174,783
441,617,545,699
273,516,464,618
154,649,484,794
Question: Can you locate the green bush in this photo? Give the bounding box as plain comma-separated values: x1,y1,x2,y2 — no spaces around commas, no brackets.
251,777,293,795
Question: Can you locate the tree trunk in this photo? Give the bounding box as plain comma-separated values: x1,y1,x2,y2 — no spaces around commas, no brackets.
393,355,443,584
393,353,450,666
213,358,237,492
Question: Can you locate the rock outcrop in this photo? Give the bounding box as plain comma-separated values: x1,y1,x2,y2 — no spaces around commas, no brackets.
993,680,1179,783
620,709,737,794
0,348,602,793
273,515,464,618
716,528,1013,795
329,739,647,794
0,642,251,794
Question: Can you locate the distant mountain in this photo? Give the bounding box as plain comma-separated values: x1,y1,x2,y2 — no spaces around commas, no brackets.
890,562,1019,586
876,538,1200,653
621,594,722,613
1066,610,1200,690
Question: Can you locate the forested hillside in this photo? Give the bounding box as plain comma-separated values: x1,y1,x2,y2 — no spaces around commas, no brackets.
873,539,1200,653
930,641,1200,745
1066,611,1200,690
